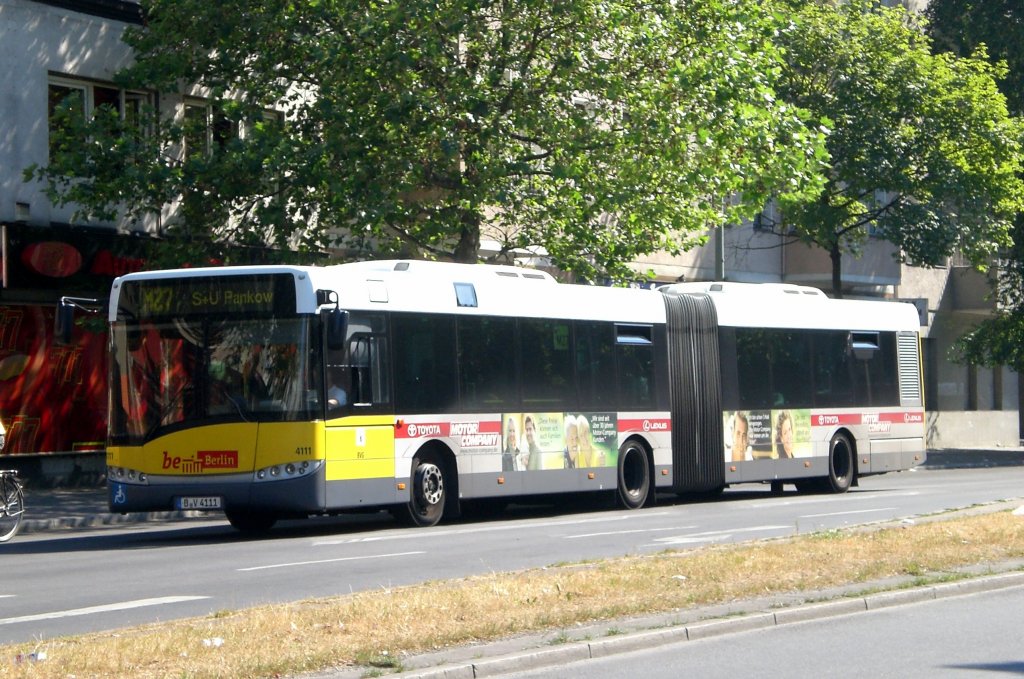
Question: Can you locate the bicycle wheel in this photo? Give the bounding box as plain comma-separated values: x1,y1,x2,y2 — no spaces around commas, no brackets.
0,474,25,542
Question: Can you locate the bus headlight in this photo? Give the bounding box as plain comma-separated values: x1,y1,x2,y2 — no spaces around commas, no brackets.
107,466,150,486
254,460,319,483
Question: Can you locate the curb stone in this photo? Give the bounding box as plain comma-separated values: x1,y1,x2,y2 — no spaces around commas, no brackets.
18,509,210,535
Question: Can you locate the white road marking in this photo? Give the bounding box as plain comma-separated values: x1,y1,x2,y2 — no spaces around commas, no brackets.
237,550,425,572
650,525,790,546
313,512,673,546
747,490,920,509
799,507,896,519
652,536,733,546
567,526,698,539
0,596,210,626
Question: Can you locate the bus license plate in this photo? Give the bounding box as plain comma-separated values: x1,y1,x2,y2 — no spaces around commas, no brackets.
176,496,222,510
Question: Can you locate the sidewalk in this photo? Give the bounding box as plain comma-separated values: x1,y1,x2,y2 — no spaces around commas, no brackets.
11,447,1024,536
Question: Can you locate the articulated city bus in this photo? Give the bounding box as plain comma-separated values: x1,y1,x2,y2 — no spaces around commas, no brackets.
103,260,925,531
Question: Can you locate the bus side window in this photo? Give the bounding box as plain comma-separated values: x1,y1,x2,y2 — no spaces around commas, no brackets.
734,328,812,409
812,331,856,407
520,318,573,409
615,325,654,410
734,328,774,410
328,313,390,409
457,316,517,410
851,331,900,407
576,322,616,410
617,346,653,408
392,313,457,413
770,331,811,407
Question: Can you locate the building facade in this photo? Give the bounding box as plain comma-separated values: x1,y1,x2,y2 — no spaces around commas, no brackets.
0,0,1017,459
0,0,152,457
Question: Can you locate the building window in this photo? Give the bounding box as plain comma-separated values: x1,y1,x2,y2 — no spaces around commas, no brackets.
47,76,151,161
48,81,85,160
182,100,239,159
752,201,785,233
182,101,282,159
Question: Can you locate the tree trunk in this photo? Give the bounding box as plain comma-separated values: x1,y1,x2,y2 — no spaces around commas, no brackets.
452,209,481,263
830,243,844,299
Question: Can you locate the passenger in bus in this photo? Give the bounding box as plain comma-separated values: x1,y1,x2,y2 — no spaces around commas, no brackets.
240,352,269,405
327,369,349,410
563,415,580,469
775,410,795,459
502,416,520,471
729,412,751,462
209,361,247,415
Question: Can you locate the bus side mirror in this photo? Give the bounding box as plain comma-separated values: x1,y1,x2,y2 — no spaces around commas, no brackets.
54,300,76,345
325,309,349,351
54,296,102,345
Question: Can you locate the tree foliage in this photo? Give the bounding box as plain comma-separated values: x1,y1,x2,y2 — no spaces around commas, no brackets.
26,0,826,281
771,0,1024,297
926,0,1024,116
927,0,1024,372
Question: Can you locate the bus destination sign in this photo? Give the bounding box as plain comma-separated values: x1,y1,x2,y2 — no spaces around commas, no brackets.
122,274,296,318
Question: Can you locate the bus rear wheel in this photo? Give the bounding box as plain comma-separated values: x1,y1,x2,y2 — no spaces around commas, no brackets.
403,453,446,527
824,433,854,493
617,441,651,510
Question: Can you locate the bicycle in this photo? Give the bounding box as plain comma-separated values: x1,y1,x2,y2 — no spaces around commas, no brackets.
0,470,25,542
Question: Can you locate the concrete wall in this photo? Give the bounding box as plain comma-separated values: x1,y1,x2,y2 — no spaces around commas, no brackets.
630,223,787,284
783,238,902,291
927,410,1021,449
631,222,908,292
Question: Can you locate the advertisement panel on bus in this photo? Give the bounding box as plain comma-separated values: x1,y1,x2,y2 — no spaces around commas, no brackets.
723,408,926,462
395,411,629,471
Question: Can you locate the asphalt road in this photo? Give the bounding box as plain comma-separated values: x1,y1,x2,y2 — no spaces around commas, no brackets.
2,466,1023,645
494,581,1024,679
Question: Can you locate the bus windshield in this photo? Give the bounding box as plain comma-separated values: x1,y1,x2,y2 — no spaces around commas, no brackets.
108,315,321,444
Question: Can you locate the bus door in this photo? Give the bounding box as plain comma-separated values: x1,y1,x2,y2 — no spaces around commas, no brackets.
324,313,398,507
662,293,725,493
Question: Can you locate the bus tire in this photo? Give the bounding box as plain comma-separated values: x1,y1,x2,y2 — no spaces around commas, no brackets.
824,433,854,494
226,509,277,533
617,440,651,510
404,453,446,527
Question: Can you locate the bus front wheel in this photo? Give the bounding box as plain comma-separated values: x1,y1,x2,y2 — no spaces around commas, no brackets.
617,441,651,510
404,453,446,527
